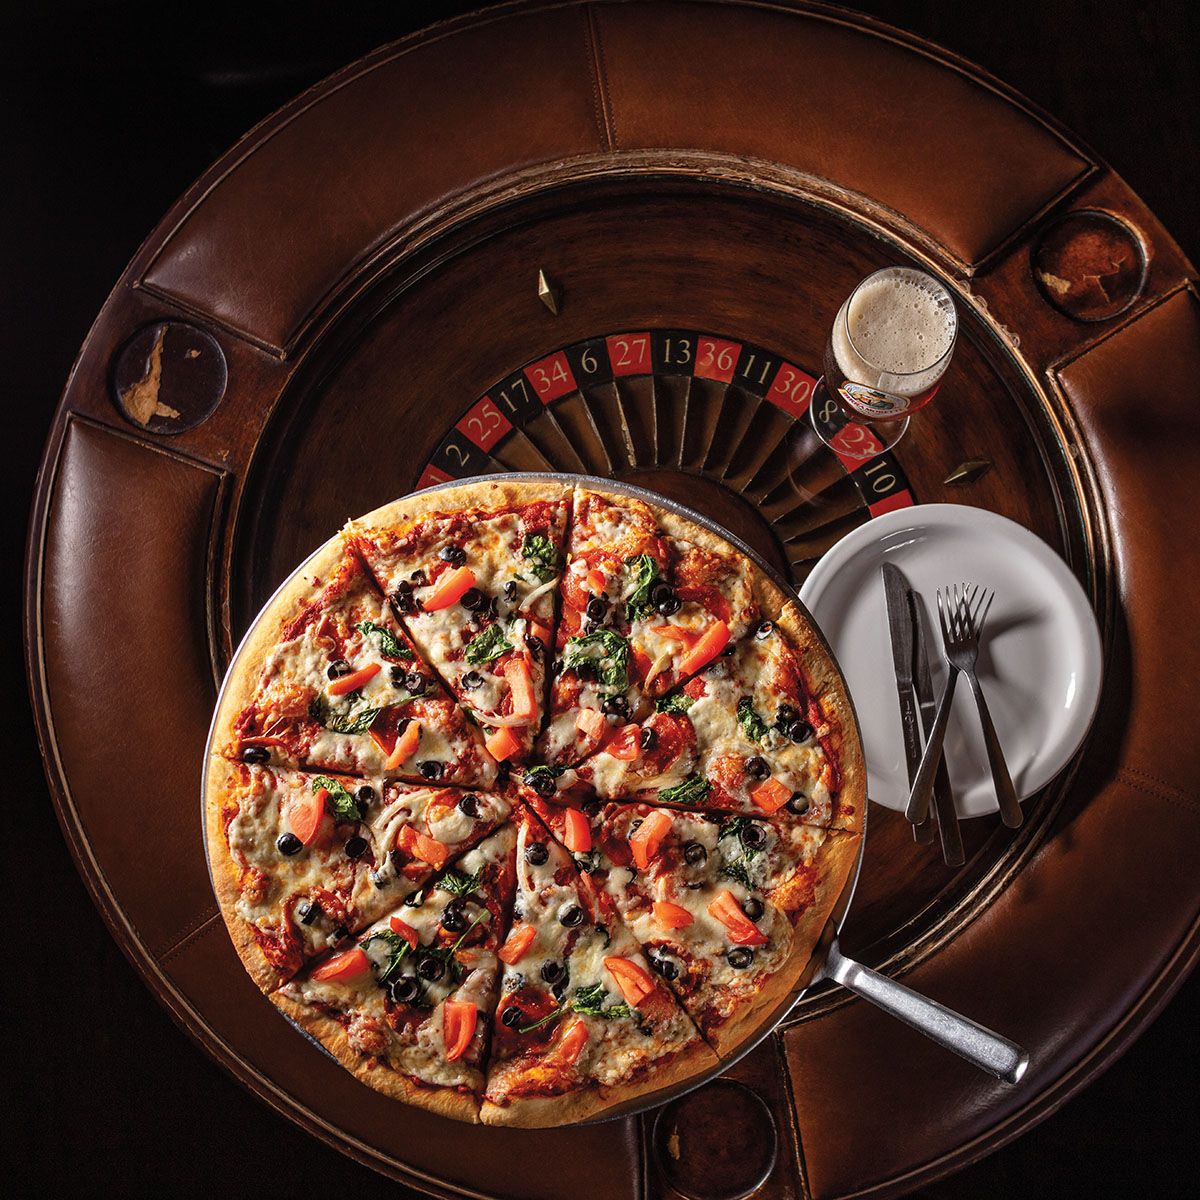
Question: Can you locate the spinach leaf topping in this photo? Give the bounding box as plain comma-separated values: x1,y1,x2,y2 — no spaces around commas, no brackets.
308,693,384,736
562,629,631,692
571,983,634,1021
519,980,634,1033
718,815,763,890
464,622,513,666
658,776,712,806
720,858,754,890
655,693,695,716
359,929,411,985
356,620,412,660
622,554,661,622
522,534,562,583
310,775,361,822
736,697,770,743
439,866,484,898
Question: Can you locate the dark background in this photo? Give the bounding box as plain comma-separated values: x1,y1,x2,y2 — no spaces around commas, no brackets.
6,2,1197,1197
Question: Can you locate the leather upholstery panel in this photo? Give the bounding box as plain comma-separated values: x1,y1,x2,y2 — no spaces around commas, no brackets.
593,1,1090,267
141,6,604,352
41,419,224,956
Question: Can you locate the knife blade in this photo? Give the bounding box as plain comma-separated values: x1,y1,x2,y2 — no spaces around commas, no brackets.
910,587,966,867
880,563,932,842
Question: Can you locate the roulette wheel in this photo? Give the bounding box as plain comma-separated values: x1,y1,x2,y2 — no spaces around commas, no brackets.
19,1,1199,1197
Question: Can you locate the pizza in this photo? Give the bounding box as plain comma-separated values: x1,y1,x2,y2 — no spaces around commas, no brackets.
206,477,865,1126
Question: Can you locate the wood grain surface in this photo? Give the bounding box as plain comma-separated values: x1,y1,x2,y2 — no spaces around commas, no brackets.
7,2,1196,1198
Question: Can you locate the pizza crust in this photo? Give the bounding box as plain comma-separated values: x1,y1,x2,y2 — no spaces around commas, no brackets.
208,532,351,765
271,992,482,1122
705,829,863,1059
480,1037,719,1128
203,754,292,994
353,477,571,537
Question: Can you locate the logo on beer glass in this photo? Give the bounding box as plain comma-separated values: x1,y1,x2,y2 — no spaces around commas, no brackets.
837,381,913,417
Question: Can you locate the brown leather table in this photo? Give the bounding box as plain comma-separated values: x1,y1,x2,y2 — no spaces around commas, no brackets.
12,2,1199,1198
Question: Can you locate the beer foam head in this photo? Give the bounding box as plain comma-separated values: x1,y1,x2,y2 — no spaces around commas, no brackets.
844,268,957,375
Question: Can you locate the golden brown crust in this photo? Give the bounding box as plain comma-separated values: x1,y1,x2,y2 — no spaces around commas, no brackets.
707,829,862,1059
354,477,571,536
270,992,482,1122
208,533,351,765
776,600,867,835
479,1037,719,1128
203,755,290,994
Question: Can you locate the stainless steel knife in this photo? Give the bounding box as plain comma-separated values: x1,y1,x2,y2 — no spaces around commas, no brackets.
881,563,933,842
910,587,966,867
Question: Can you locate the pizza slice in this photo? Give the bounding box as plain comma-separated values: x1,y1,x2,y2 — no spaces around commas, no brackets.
352,489,570,763
480,804,716,1126
540,487,759,770
205,759,512,991
216,543,498,789
567,606,864,832
273,825,517,1122
587,802,860,1056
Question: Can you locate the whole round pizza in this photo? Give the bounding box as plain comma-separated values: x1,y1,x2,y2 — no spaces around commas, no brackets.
205,477,865,1127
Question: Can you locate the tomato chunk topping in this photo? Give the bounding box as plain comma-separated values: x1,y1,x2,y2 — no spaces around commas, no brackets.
310,947,370,982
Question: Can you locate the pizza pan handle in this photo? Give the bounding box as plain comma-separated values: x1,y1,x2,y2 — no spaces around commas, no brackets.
824,941,1029,1084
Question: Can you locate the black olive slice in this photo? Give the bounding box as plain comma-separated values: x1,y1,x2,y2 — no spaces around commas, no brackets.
776,704,797,727
787,793,811,816
727,947,754,969
417,956,445,982
370,869,389,890
525,842,550,866
503,580,518,601
683,841,707,865
276,832,302,856
745,756,770,781
754,620,775,640
460,587,487,612
418,759,443,781
438,545,467,566
741,823,768,849
601,694,630,717
524,770,556,797
390,583,417,615
403,888,425,908
648,581,673,607
329,925,349,945
462,670,484,690
389,976,421,1004
585,596,607,622
540,960,565,984
741,897,764,920
326,659,352,679
344,835,368,859
409,569,428,586
788,719,814,744
524,633,544,659
641,726,658,751
297,899,320,925
560,905,584,928
575,660,598,682
458,793,480,818
656,594,682,616
241,745,270,764
552,981,569,1001
501,1005,523,1028
650,954,679,981
441,904,467,933
356,784,376,805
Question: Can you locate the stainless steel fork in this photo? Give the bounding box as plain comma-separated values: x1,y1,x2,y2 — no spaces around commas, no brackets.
906,585,1023,829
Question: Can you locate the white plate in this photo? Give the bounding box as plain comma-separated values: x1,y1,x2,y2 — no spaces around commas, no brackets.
799,504,1102,817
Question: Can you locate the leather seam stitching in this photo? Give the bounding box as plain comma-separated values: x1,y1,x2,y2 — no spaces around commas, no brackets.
586,4,618,152
1117,765,1198,813
157,909,221,964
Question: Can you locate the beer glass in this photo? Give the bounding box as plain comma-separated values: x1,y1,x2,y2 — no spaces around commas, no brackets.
809,266,958,459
